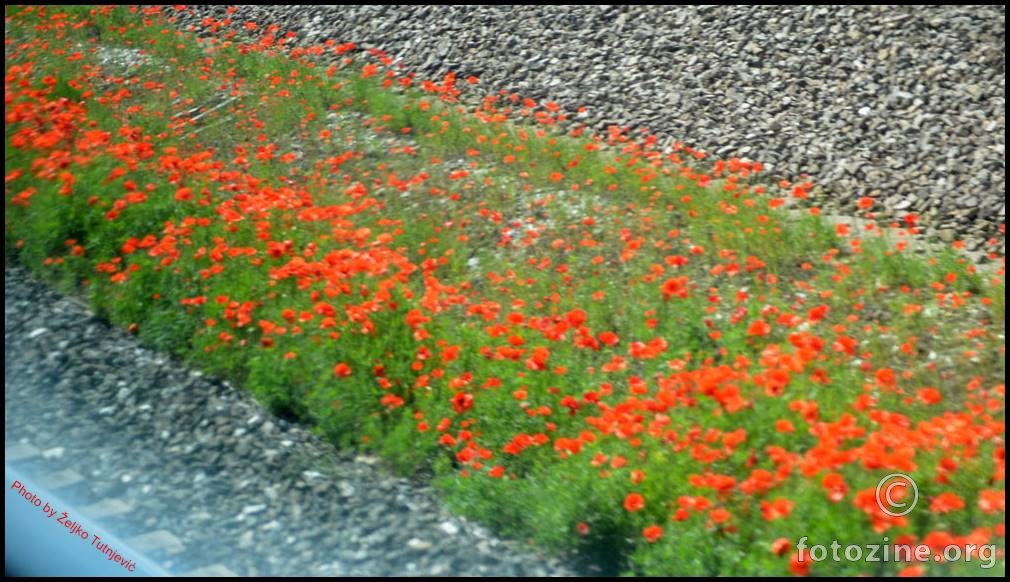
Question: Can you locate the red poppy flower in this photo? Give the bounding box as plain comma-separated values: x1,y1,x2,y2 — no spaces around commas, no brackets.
624,493,645,512
451,392,474,415
642,525,663,543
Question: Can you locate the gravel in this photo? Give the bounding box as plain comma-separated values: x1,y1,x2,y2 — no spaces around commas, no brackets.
8,7,1004,572
164,5,1005,254
5,265,573,576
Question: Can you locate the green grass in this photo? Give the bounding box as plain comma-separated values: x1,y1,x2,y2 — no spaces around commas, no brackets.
5,5,1005,577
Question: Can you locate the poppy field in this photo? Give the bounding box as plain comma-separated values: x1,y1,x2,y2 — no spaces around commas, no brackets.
4,6,1005,576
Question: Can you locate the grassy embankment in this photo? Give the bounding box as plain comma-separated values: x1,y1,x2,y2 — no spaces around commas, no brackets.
5,6,1004,576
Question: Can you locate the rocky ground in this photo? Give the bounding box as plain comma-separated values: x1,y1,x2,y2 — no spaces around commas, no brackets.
5,264,573,576
5,6,1004,576
164,5,1005,256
